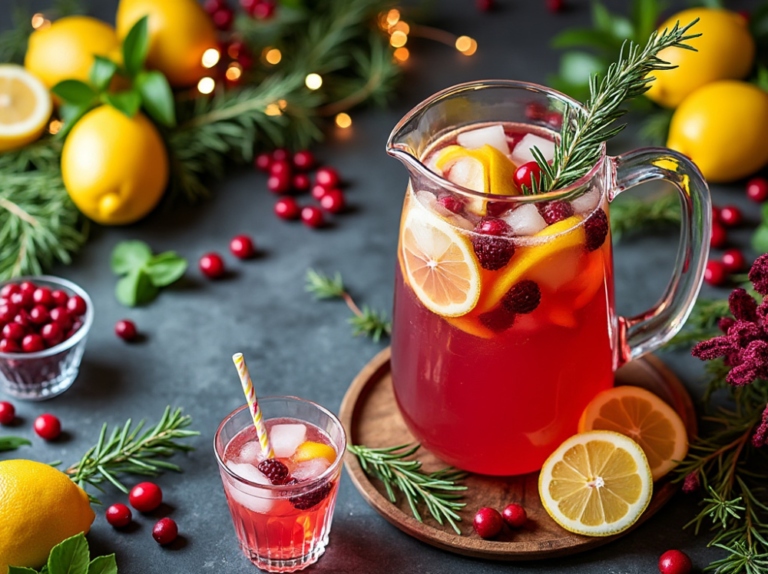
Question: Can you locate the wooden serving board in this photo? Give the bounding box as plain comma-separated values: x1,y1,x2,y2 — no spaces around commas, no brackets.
340,348,697,560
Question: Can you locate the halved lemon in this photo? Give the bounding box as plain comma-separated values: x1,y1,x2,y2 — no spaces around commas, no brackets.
539,431,653,537
578,386,688,481
0,65,52,152
401,203,480,317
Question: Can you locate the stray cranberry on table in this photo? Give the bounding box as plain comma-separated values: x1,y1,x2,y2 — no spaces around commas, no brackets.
292,173,311,192
272,148,290,162
722,249,745,273
502,503,527,528
106,503,133,528
230,235,256,259
320,189,345,213
153,517,179,545
710,222,727,249
476,0,494,11
704,260,727,286
199,253,226,279
301,206,324,228
658,549,692,574
267,172,291,194
315,166,340,189
34,413,61,440
311,184,328,201
269,159,292,177
547,0,565,12
747,177,768,202
275,197,301,220
115,320,138,341
473,507,503,539
254,152,272,172
292,150,315,170
718,205,742,227
212,7,234,30
129,482,163,512
0,401,15,425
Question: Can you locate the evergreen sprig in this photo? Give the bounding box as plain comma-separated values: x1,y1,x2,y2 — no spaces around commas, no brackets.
609,191,680,241
348,443,468,534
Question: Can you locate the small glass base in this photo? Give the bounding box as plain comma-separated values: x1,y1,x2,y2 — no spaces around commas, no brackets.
1,358,81,401
241,537,328,572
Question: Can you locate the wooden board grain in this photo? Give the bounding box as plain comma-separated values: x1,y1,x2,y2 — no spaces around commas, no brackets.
340,348,697,560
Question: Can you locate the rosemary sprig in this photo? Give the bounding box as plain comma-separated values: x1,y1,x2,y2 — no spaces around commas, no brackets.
529,19,700,194
0,436,31,452
64,407,198,500
348,443,468,534
609,191,680,241
306,269,391,342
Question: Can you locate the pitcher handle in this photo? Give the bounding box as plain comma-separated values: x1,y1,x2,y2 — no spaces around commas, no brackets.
610,148,712,366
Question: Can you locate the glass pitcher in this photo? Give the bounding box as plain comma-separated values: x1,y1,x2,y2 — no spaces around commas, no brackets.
386,80,710,476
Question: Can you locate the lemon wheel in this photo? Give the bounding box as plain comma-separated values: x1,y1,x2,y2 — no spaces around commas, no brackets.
0,65,52,152
539,431,653,537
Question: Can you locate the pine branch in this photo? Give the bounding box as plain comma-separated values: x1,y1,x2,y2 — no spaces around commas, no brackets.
609,192,680,241
348,443,468,534
664,298,731,350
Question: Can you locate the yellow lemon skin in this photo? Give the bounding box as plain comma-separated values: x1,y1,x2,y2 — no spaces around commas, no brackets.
646,8,754,108
24,16,121,90
62,106,169,225
667,81,768,183
0,460,95,573
117,0,218,88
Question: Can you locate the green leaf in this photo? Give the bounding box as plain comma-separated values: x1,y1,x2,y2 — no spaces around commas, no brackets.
592,2,634,41
87,555,117,574
8,567,39,574
551,28,620,52
631,0,662,42
89,56,118,92
56,103,93,139
0,436,31,452
111,240,153,275
558,52,608,87
753,225,768,254
144,252,187,287
47,533,90,574
754,66,768,92
103,90,142,118
135,70,176,127
51,80,96,106
116,268,159,307
122,15,150,77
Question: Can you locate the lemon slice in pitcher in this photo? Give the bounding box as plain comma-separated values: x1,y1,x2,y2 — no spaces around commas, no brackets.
0,65,52,152
539,431,652,537
401,204,480,317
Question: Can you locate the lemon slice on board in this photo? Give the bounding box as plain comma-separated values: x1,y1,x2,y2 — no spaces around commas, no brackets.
578,386,688,481
0,65,52,152
539,431,653,537
401,203,481,317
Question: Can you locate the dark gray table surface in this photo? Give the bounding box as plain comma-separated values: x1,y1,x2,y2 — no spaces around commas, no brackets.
1,0,763,572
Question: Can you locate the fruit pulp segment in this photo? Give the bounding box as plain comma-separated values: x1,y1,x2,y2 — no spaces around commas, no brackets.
222,419,339,562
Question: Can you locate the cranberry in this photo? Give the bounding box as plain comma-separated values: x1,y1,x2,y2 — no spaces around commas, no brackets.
34,413,61,440
67,295,87,317
251,0,275,19
29,304,50,325
547,0,565,12
152,517,178,545
272,148,290,162
719,205,742,227
658,549,692,574
526,102,547,121
320,189,346,213
712,205,721,223
2,322,25,342
292,173,311,192
199,253,226,279
710,222,727,248
240,0,258,10
315,166,340,189
747,177,768,202
0,302,17,323
212,7,234,30
10,290,33,310
513,161,544,189
0,401,15,424
275,197,301,220
311,184,328,200
267,172,292,194
292,150,315,170
22,333,45,353
31,287,52,307
502,503,527,527
41,322,63,346
68,320,83,339
722,249,746,273
106,503,133,528
130,482,163,512
49,307,72,330
0,283,19,299
254,152,273,172
704,260,727,286
230,235,256,259
115,320,138,341
0,339,20,353
14,311,31,328
473,507,503,539
204,0,226,14
301,206,324,228
546,111,563,129
51,289,68,307
270,159,292,177
476,0,494,11
19,281,36,295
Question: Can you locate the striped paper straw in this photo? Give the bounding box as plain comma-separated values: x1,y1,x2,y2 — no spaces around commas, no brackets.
232,353,274,458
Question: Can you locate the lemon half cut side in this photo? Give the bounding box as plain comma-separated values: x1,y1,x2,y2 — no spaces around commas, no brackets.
0,65,52,152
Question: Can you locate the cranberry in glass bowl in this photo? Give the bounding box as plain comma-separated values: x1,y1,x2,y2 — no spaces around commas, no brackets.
0,276,93,401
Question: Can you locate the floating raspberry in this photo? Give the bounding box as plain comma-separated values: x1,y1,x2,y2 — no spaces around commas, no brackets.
729,288,758,322
478,308,516,332
257,458,291,485
289,480,333,510
472,219,515,271
748,254,768,295
753,405,768,448
438,195,464,214
681,471,700,494
502,280,541,314
537,200,573,225
584,208,609,252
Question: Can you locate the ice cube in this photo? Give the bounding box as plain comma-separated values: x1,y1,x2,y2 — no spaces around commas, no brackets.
291,457,331,482
270,424,307,458
571,188,600,214
457,125,510,155
425,151,443,176
415,190,475,231
236,440,264,465
444,157,484,192
224,462,275,513
510,134,555,167
502,203,547,236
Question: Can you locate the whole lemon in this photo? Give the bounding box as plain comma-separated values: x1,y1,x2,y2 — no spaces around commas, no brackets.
646,8,754,108
116,0,218,88
24,16,121,90
667,81,768,183
0,460,95,572
62,106,169,225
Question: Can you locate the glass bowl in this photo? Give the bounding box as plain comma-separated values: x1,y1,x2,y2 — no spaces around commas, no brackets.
0,276,93,401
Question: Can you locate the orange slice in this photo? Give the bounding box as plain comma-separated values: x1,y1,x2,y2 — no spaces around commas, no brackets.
578,386,688,481
401,203,480,317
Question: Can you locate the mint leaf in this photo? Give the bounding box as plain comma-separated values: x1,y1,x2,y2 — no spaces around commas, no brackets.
116,269,158,307
47,533,89,574
145,252,187,287
136,71,176,127
90,56,118,92
0,436,31,452
87,555,117,574
112,241,153,275
103,90,142,118
551,28,618,51
753,225,768,254
51,80,96,107
8,567,39,573
123,16,149,77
